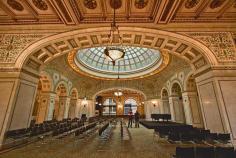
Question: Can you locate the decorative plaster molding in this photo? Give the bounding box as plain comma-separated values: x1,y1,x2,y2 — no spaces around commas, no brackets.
184,32,236,62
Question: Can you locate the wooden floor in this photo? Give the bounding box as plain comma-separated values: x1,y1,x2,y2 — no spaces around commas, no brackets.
0,120,178,158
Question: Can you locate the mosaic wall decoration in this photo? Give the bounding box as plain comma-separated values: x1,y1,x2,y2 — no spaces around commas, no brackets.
0,34,45,63
186,32,236,62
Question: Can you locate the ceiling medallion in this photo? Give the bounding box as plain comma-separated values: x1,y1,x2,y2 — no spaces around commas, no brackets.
110,0,122,9
84,0,97,9
104,0,125,66
185,0,199,9
210,0,224,9
135,0,149,9
32,0,48,11
7,0,24,11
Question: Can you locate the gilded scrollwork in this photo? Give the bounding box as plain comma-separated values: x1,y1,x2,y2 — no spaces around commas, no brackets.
186,32,236,62
0,34,45,63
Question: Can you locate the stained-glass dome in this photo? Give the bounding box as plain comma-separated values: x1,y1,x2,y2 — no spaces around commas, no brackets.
72,46,164,79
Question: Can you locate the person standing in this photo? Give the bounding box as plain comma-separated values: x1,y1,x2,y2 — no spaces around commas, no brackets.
128,109,133,128
134,111,140,128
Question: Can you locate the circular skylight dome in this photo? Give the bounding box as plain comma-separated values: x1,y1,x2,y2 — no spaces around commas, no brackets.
68,46,168,79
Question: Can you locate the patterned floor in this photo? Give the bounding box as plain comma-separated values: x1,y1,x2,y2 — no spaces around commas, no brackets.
0,120,176,158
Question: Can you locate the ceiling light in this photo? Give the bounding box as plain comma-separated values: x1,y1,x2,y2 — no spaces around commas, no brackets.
114,91,123,96
104,0,125,66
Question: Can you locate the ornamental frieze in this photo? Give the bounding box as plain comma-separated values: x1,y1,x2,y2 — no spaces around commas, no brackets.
0,34,46,63
185,32,236,62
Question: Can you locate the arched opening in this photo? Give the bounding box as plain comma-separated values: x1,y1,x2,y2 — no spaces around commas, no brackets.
32,75,52,124
182,74,203,127
31,80,42,124
54,83,69,121
161,88,170,114
124,98,138,115
170,82,186,123
68,88,78,119
94,88,145,117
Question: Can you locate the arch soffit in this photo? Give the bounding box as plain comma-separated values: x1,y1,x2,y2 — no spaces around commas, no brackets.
16,27,217,72
92,87,147,101
183,71,195,92
161,87,169,98
124,98,138,104
70,87,78,99
170,80,183,96
54,80,69,96
39,71,54,91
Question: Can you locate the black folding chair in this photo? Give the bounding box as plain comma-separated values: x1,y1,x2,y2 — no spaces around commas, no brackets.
196,147,214,158
175,147,195,158
215,147,234,158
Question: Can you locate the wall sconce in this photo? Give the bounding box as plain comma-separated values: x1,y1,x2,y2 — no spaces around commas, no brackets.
151,100,157,107
82,97,88,107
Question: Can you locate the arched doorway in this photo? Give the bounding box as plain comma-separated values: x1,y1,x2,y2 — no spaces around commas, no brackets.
161,89,170,114
124,98,138,115
170,82,185,123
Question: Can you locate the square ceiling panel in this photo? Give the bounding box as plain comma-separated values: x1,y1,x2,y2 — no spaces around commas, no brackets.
28,0,56,15
2,0,32,16
76,0,103,17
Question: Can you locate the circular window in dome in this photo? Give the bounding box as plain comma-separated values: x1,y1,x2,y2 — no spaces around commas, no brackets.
68,46,169,80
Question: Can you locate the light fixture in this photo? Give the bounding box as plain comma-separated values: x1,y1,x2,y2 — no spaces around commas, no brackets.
104,0,125,66
114,91,123,96
152,100,157,107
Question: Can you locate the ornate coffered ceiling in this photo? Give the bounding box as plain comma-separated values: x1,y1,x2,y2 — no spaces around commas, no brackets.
0,0,235,25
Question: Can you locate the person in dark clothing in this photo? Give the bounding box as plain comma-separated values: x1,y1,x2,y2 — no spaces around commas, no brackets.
134,111,140,128
128,110,133,128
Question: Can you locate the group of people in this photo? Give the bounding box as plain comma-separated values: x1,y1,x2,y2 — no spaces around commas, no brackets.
128,110,140,128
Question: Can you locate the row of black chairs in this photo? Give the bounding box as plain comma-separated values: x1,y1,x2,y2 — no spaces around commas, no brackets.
99,122,109,136
6,117,86,139
174,146,235,158
151,114,171,121
75,123,97,136
154,123,231,144
52,123,82,136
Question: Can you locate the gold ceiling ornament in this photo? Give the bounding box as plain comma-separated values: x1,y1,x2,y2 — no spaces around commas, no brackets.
84,0,97,9
104,0,125,66
67,49,170,80
135,0,149,9
7,0,24,11
210,0,225,9
32,0,48,11
185,0,200,9
110,0,122,9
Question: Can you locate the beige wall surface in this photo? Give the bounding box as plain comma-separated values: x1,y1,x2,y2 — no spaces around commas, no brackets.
198,82,224,133
218,80,236,141
189,96,202,125
0,81,15,133
9,82,37,130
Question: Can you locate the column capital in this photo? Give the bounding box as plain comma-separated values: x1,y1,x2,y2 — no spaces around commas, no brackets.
182,91,197,96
